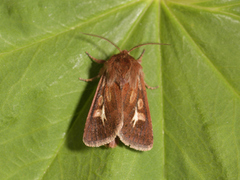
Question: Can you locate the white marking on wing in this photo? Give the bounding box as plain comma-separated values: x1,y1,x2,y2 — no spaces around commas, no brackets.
131,107,145,127
93,105,107,126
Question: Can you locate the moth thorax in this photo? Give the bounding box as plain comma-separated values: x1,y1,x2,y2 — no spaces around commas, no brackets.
114,57,131,72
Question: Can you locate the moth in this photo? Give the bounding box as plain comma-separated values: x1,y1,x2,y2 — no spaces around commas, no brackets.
80,33,168,151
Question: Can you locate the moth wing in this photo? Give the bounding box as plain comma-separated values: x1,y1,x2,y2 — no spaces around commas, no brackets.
83,74,123,147
118,74,153,151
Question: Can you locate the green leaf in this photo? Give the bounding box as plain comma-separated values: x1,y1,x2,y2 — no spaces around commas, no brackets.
0,0,239,179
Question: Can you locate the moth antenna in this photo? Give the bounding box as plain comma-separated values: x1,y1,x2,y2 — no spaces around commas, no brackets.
80,32,122,52
128,43,170,53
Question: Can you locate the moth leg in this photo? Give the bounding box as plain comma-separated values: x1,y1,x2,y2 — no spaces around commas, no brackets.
86,52,105,64
145,82,159,89
137,49,145,64
79,74,101,82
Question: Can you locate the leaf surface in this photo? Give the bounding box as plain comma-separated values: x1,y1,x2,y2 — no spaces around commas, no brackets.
0,0,239,179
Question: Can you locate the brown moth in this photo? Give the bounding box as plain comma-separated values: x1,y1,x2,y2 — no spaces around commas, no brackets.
80,33,168,151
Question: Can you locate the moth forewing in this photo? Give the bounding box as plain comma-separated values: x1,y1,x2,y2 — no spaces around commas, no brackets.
83,74,123,147
118,72,153,151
